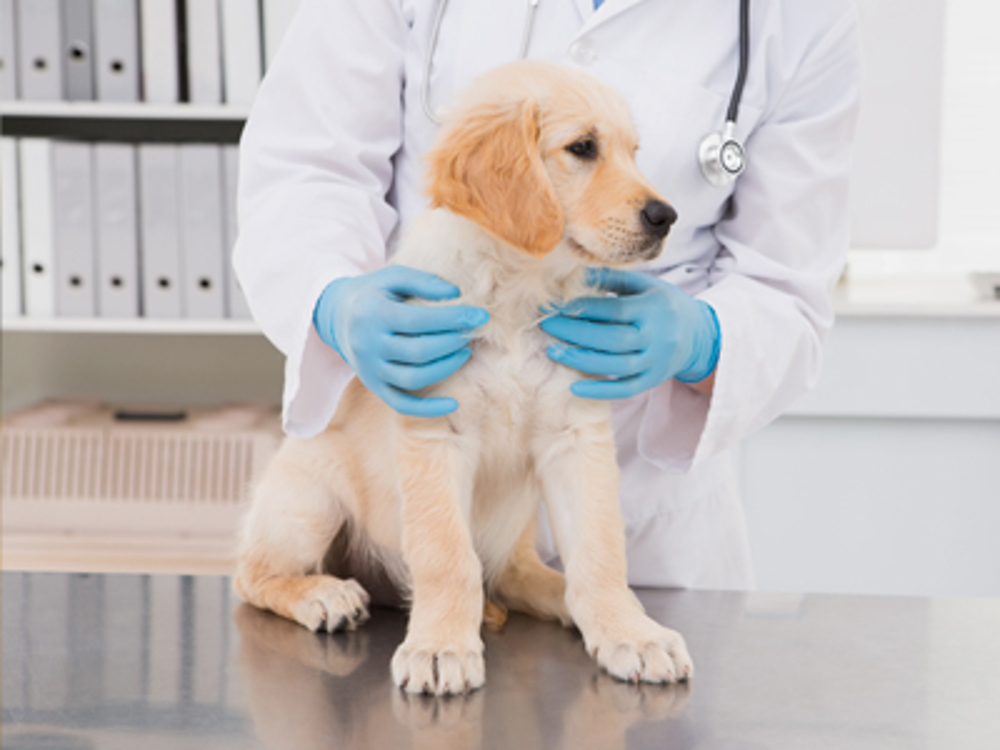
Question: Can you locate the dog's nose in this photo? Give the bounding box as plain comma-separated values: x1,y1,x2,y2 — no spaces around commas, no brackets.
640,200,678,238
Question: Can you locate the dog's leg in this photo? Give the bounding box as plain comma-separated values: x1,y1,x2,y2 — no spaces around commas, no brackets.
534,421,694,684
391,429,485,696
234,447,371,634
493,518,572,627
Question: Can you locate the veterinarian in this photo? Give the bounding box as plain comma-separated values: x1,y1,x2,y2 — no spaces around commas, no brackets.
233,0,861,591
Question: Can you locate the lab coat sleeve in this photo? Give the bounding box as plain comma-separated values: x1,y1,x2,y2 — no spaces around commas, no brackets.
637,7,862,472
232,0,407,438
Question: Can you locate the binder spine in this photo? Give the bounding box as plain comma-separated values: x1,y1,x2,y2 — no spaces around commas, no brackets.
184,0,221,104
93,0,140,102
60,0,94,101
15,0,64,100
178,143,225,319
51,140,97,317
19,138,56,317
1,0,18,99
220,0,261,106
95,142,140,318
221,144,251,319
2,136,23,316
139,0,179,103
138,143,183,318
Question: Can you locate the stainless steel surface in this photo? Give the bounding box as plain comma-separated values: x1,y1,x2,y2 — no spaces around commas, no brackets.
3,572,998,749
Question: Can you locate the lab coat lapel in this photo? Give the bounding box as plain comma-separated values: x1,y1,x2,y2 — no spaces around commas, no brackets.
570,0,593,21
575,0,651,35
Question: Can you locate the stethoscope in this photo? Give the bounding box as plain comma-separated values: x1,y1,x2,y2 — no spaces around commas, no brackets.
422,0,750,188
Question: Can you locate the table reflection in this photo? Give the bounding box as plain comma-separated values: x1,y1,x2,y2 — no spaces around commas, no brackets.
234,601,692,750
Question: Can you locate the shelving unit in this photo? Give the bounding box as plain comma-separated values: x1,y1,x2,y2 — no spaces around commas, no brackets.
1,99,282,575
0,92,276,388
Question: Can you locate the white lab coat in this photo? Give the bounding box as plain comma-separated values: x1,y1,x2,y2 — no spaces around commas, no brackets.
233,0,861,591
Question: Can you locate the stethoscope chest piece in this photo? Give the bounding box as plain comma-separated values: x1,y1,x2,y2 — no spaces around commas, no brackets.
699,121,746,188
699,0,752,188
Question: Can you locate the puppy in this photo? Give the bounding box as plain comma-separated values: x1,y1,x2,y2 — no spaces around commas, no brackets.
235,60,694,695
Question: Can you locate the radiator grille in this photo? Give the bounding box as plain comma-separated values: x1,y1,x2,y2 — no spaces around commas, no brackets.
2,408,279,506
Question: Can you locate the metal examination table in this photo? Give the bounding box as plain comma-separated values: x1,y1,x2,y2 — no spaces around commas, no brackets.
3,571,998,749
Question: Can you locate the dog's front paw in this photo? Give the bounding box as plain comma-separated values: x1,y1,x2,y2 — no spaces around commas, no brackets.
290,577,371,634
583,619,694,685
391,637,485,696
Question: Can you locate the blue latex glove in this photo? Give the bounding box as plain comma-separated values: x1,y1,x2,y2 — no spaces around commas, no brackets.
313,265,489,418
541,267,720,400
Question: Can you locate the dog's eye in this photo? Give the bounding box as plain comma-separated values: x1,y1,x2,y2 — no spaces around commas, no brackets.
566,138,598,160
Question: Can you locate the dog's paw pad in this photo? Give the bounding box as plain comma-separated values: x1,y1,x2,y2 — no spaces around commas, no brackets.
391,641,485,696
292,577,371,634
589,625,693,685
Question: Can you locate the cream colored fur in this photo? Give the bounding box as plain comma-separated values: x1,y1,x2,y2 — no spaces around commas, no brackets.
235,61,694,695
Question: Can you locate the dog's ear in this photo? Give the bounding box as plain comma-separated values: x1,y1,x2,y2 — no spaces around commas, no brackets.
426,99,564,257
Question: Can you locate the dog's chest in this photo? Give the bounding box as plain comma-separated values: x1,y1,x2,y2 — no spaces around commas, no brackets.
458,324,571,432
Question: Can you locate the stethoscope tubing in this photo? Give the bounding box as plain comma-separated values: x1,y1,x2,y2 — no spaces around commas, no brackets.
420,0,750,186
421,0,541,126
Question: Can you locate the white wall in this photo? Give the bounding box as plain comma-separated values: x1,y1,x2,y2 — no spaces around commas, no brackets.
740,314,1000,597
850,0,1000,272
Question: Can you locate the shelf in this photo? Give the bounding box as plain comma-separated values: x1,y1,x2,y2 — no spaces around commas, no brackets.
832,274,1000,319
0,100,251,120
2,316,262,335
0,101,248,142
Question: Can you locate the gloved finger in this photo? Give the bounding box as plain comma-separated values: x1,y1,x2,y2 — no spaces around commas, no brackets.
376,385,460,418
548,344,648,379
378,347,473,392
569,372,656,401
384,302,489,336
385,331,475,366
584,267,655,296
378,265,462,302
539,315,644,354
552,294,642,325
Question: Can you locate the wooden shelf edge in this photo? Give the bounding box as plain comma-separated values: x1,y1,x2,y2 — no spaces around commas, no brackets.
1,100,250,121
2,316,262,335
2,532,237,576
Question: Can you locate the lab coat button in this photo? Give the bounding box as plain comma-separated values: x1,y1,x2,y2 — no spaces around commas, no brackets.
569,39,597,65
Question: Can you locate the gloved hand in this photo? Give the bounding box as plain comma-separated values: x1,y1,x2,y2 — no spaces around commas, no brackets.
541,267,720,400
313,265,489,418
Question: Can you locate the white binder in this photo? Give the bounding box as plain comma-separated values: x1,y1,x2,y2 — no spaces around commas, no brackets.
184,0,221,104
2,137,23,316
262,0,303,68
138,144,182,318
220,0,261,106
15,0,64,100
139,0,178,103
221,144,251,319
178,144,225,318
61,0,94,100
94,143,139,318
19,139,55,317
52,140,97,317
1,0,18,100
92,0,140,102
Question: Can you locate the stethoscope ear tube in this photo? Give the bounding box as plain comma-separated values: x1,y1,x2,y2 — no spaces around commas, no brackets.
422,0,540,126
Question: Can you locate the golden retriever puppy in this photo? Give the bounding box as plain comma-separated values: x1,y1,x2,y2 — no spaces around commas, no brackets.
235,60,694,695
